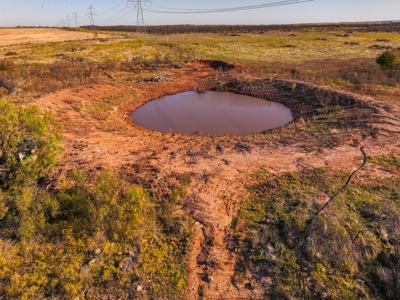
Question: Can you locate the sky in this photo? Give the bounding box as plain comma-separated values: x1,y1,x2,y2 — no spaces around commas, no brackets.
1,0,399,27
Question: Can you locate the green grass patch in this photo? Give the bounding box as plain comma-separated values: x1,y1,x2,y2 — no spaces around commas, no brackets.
235,163,400,299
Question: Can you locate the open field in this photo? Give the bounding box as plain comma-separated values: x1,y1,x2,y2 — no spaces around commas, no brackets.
1,25,400,299
0,27,108,46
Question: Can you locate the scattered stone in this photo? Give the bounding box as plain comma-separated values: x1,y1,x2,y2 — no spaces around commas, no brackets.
120,257,135,272
0,165,6,182
136,285,143,292
17,137,38,162
207,276,213,283
263,243,277,261
94,248,101,255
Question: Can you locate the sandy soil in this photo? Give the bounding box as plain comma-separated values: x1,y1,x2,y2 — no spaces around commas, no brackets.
31,67,400,299
0,28,103,46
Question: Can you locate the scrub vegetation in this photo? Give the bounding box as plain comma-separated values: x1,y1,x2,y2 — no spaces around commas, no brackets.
0,101,191,299
233,162,400,299
2,24,400,104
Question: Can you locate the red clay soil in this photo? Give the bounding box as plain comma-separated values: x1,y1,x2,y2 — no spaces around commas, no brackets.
33,66,400,299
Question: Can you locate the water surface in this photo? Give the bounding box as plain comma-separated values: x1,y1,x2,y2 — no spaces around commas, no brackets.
131,91,293,136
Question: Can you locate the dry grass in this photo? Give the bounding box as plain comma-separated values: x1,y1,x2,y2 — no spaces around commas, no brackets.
0,28,109,46
1,27,399,103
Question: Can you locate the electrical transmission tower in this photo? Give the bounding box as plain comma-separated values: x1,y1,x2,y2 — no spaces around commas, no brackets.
127,0,151,33
66,15,71,27
73,11,79,28
86,5,97,29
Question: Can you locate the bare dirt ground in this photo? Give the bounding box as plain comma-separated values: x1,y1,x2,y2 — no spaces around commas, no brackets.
0,28,103,46
32,66,400,299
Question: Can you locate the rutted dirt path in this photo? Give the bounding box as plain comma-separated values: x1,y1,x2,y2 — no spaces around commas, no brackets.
32,69,400,299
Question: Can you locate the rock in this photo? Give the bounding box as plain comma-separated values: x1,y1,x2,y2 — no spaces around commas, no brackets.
94,248,101,255
17,137,38,162
207,276,213,283
0,165,6,182
263,243,277,261
136,285,143,292
120,257,135,272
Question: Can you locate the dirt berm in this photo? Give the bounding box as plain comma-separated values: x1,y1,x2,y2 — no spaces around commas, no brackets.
37,68,400,299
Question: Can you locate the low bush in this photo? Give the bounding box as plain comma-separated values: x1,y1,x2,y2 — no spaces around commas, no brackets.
376,50,400,70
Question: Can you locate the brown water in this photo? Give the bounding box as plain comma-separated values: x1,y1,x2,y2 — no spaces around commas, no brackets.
130,91,293,136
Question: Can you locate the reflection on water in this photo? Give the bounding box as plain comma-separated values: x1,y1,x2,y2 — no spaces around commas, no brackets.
130,91,293,136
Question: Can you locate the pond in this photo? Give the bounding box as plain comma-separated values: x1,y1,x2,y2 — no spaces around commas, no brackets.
130,91,293,136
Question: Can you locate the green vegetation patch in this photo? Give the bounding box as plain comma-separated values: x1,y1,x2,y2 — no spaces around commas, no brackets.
234,164,400,299
0,102,192,299
0,170,192,299
370,154,400,169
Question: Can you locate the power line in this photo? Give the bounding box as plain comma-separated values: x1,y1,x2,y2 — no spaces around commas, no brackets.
94,0,314,26
86,5,98,29
74,11,79,28
98,0,127,15
127,0,151,33
145,0,314,14
97,6,132,23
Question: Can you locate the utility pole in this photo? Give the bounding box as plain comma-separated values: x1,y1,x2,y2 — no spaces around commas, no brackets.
127,0,151,33
74,11,79,28
86,5,97,29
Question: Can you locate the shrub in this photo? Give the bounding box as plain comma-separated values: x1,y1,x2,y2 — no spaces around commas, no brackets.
0,100,62,240
0,100,63,188
376,50,400,70
0,59,16,72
